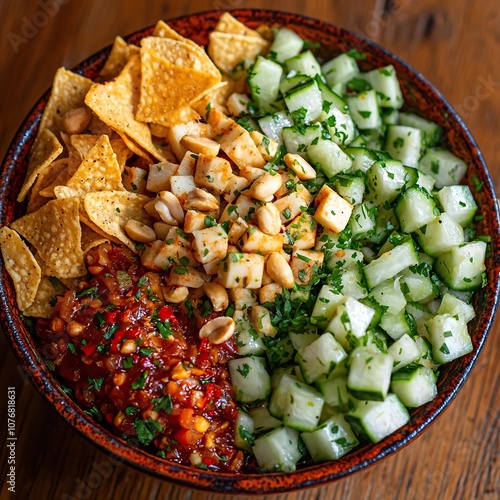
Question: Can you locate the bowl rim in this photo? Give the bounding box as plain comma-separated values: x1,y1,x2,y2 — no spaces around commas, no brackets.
0,8,499,494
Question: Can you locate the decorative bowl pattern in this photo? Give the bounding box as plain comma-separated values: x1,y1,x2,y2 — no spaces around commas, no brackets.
0,9,498,494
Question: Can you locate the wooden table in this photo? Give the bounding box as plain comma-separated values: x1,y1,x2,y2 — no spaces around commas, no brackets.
0,1,498,498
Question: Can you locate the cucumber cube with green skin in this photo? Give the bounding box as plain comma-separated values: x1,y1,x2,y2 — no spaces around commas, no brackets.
425,313,473,364
347,347,394,401
370,278,407,315
365,159,407,203
282,124,322,157
394,186,439,233
398,111,442,147
344,146,378,173
323,108,357,146
269,27,304,63
307,138,353,178
334,175,365,205
282,379,324,431
252,426,302,472
284,80,323,124
347,89,382,130
297,332,348,384
233,311,266,356
310,285,344,327
235,410,255,452
387,333,421,372
316,375,350,411
404,166,436,194
289,331,320,351
400,266,435,303
321,53,359,86
379,309,414,341
249,56,283,112
415,212,465,257
301,414,359,462
269,374,298,419
249,406,282,434
434,241,487,291
435,185,478,227
285,50,322,78
437,292,475,322
345,393,410,443
364,65,404,109
258,111,294,145
326,248,364,272
391,366,438,408
349,203,376,238
418,149,467,188
384,125,423,167
228,357,271,403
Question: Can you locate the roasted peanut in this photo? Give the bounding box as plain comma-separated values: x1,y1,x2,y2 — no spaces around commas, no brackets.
284,153,317,180
266,252,295,289
181,135,221,157
155,191,184,225
66,320,85,337
120,339,137,354
249,172,282,201
199,316,235,344
183,188,219,211
256,203,282,235
162,285,189,304
203,282,229,311
125,219,156,243
63,107,92,134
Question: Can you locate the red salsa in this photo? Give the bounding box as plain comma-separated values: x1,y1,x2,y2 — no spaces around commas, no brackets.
35,243,246,472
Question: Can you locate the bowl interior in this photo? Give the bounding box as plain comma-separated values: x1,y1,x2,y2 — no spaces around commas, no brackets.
0,9,499,494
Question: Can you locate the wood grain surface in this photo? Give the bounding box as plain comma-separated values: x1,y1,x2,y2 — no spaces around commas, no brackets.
0,1,498,499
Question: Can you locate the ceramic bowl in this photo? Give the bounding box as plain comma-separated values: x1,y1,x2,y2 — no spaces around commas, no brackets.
0,9,499,494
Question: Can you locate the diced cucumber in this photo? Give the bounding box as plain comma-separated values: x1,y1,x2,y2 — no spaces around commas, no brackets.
228,357,271,403
362,128,385,150
418,149,467,188
415,212,465,256
322,108,357,146
400,266,435,303
316,375,350,411
387,333,421,372
282,124,322,157
359,296,387,328
285,50,322,77
310,285,344,327
434,241,487,291
322,53,359,86
326,248,364,271
345,393,410,443
334,175,365,205
289,331,320,351
301,414,359,462
414,336,435,369
258,111,294,144
398,111,442,147
344,146,378,173
426,313,473,364
339,265,368,299
370,278,406,315
366,159,407,203
379,309,415,341
391,366,438,407
307,138,353,177
269,27,304,63
363,237,419,290
384,125,422,167
285,80,323,124
249,406,282,434
249,56,283,111
282,379,324,431
297,332,348,383
252,426,302,472
394,186,439,233
349,203,376,238
435,185,478,227
315,76,349,114
235,410,255,452
403,166,436,194
269,373,298,419
347,89,382,130
233,311,266,356
437,292,475,322
364,65,404,109
381,107,399,125
279,74,310,95
347,347,393,401
326,297,375,351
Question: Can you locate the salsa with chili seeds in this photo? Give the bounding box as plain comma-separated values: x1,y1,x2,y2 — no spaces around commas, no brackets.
36,243,246,472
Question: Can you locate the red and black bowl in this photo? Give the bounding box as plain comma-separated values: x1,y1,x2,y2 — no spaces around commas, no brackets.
0,9,499,494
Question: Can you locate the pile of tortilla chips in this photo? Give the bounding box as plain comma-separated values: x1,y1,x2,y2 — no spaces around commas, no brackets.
0,13,270,318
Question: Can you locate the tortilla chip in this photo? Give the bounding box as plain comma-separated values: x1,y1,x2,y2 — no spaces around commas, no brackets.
153,20,188,41
22,276,63,318
0,227,42,311
70,134,131,169
137,47,218,126
208,32,269,74
27,158,69,214
83,191,152,250
154,104,201,129
214,12,262,38
54,135,125,199
85,55,171,163
81,224,110,254
17,129,63,202
37,68,93,139
116,131,153,163
11,198,86,278
150,123,169,138
100,36,140,80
